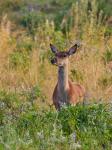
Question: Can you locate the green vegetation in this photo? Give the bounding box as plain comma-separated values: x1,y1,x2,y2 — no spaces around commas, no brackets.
0,0,112,36
0,92,112,150
103,49,112,64
0,0,112,149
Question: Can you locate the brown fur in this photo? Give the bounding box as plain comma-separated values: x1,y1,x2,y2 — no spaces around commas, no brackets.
53,81,85,110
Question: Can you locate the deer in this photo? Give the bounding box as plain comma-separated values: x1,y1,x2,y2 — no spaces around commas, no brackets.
50,43,86,110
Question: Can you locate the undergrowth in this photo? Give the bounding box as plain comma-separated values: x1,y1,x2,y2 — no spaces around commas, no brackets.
0,100,112,150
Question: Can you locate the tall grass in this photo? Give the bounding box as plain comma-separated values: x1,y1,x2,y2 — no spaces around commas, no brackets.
0,0,111,102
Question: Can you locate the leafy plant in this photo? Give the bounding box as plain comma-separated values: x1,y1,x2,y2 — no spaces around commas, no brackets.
20,9,46,36
0,102,112,150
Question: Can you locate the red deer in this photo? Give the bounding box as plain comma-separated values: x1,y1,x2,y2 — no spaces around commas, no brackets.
50,43,86,110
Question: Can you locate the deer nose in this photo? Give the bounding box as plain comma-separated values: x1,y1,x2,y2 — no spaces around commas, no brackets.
51,58,57,65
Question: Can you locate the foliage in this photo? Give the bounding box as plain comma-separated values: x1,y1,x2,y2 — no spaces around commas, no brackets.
98,0,112,16
20,9,46,36
0,100,112,150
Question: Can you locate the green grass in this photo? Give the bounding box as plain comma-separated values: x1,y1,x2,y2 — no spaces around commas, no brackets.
0,94,112,150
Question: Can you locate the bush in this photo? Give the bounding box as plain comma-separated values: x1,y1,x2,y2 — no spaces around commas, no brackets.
0,102,112,150
20,9,46,36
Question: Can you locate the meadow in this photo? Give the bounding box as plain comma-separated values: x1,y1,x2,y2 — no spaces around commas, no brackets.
0,0,112,149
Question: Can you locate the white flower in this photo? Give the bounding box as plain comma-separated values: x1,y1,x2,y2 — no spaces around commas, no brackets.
70,131,76,142
37,130,44,139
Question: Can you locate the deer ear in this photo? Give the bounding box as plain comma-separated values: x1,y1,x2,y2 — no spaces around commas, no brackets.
50,44,58,54
67,44,79,56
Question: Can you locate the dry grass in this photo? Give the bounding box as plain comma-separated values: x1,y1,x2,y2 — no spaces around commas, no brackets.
0,0,111,106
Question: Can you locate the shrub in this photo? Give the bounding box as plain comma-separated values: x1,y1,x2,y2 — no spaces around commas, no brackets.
20,9,45,36
0,103,112,149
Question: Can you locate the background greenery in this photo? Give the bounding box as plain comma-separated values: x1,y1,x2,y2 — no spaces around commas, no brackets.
0,0,112,149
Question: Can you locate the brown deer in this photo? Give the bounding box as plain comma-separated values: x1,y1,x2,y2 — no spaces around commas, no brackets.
50,43,86,110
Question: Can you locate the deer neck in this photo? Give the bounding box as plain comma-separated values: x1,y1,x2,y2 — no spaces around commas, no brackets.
57,63,69,103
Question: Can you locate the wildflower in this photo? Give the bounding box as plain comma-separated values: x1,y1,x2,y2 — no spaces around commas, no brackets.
37,130,44,139
70,131,76,142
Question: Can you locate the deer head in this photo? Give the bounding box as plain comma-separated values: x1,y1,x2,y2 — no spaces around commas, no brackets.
50,43,80,67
